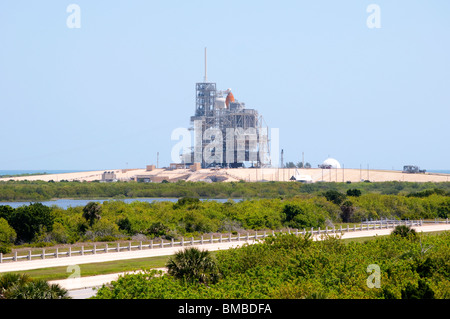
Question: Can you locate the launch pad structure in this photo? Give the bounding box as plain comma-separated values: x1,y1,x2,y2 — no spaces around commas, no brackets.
185,49,271,169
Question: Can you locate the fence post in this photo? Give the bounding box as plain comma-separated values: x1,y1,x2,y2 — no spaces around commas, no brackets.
171,238,174,247
447,218,449,224
310,227,313,235
81,246,84,255
42,249,45,260
139,241,142,250
246,232,249,241
161,239,164,248
105,244,108,253
220,234,223,243
151,240,154,249
68,246,72,257
0,253,2,263
318,227,321,235
210,234,213,244
128,242,132,251
201,236,203,245
93,245,96,255
55,248,58,258
117,243,120,253
255,231,258,241
28,250,31,260
229,233,232,242
238,233,240,242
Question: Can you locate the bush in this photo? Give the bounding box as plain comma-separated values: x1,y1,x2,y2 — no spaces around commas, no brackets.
0,218,16,245
323,190,346,205
391,225,416,238
340,200,355,223
166,247,220,285
282,203,326,229
8,203,54,243
346,189,362,197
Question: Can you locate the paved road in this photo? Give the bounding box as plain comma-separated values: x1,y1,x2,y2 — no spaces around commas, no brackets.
0,241,249,273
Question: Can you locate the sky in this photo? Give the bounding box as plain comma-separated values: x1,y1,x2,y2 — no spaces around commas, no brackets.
0,1,449,171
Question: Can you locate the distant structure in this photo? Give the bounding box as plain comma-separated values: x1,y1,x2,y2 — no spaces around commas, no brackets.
318,158,341,169
402,165,426,174
101,171,117,182
184,48,270,168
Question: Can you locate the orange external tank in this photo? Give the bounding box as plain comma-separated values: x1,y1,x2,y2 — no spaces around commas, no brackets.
225,92,235,108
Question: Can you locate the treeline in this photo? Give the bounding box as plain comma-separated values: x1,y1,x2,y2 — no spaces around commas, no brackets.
0,180,450,201
94,231,450,299
0,192,448,252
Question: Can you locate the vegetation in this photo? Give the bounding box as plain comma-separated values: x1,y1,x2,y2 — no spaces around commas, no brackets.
166,247,220,285
0,180,449,202
0,181,448,300
0,187,448,248
93,231,450,299
0,273,69,299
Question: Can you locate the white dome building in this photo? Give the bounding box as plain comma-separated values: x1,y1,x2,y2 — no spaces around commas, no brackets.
322,158,341,169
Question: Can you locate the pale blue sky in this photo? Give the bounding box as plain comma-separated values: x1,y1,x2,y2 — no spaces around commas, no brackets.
0,1,449,170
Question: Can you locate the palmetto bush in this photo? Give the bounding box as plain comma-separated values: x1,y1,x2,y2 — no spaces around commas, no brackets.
391,225,417,238
166,247,220,285
0,273,69,299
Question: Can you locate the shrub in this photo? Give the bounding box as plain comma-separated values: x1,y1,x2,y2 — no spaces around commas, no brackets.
166,247,220,285
391,225,416,238
323,190,346,205
9,203,54,243
0,218,16,245
346,189,361,197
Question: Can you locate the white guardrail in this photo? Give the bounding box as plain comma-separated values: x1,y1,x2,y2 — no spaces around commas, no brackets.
0,218,448,264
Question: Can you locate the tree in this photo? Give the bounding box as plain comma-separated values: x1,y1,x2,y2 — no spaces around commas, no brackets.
166,247,220,285
0,205,14,221
9,203,54,243
282,203,326,229
401,279,435,299
323,190,347,205
82,202,102,227
340,200,355,223
346,189,362,197
285,162,296,168
0,218,16,254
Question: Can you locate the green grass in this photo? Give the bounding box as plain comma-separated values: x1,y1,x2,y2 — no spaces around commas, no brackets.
5,255,171,281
